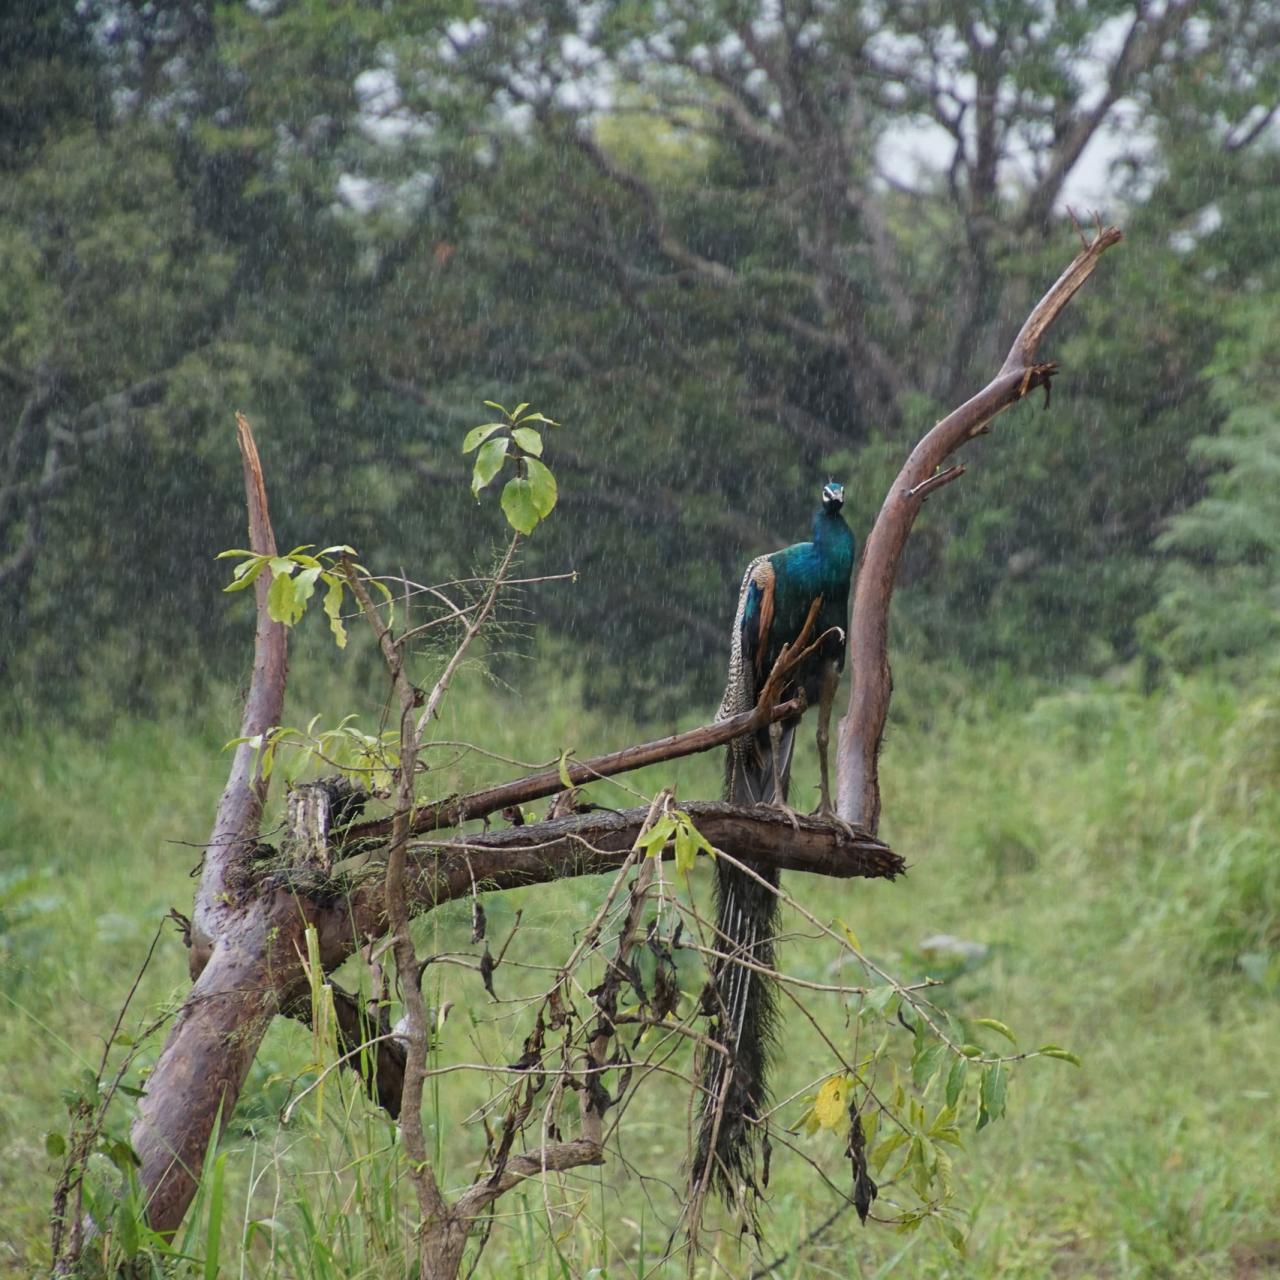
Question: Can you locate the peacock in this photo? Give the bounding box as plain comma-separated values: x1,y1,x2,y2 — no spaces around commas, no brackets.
694,480,856,1208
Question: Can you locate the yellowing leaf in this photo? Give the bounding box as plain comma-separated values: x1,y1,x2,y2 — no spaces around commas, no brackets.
557,749,575,790
323,576,347,648
814,1074,852,1129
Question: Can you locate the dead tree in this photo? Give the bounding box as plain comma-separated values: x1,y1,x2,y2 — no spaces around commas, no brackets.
55,225,1121,1276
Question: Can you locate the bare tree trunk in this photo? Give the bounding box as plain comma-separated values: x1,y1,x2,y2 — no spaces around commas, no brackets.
837,225,1123,831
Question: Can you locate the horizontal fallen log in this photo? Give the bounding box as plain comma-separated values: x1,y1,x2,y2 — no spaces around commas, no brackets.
315,800,904,967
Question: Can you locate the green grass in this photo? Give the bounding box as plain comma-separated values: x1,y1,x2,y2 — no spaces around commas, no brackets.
2,656,1278,1277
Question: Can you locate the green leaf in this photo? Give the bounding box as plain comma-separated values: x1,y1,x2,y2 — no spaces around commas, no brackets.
268,557,296,578
673,822,697,876
472,436,509,495
500,476,540,533
323,576,347,648
974,1017,1017,1046
636,814,677,858
512,426,543,456
871,1129,909,1173
223,556,269,593
106,1138,140,1171
115,1200,140,1259
215,548,256,560
860,984,898,1021
1038,1045,1082,1067
482,400,507,413
912,1040,946,1090
840,919,861,951
525,457,558,518
45,1131,66,1158
511,402,530,420
674,812,717,861
814,1074,852,1130
204,1152,227,1280
978,1061,1007,1129
519,412,559,427
945,1056,968,1108
267,570,304,625
939,1218,966,1254
294,566,321,606
463,422,505,453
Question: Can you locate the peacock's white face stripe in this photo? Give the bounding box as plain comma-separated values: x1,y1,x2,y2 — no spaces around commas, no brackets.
823,482,844,505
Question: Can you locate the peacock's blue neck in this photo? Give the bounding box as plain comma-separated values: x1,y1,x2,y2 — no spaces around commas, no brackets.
811,507,855,565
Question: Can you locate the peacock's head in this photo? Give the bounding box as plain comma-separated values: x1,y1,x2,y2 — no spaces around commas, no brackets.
821,480,845,513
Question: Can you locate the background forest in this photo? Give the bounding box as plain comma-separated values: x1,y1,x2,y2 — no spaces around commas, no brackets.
2,2,1280,1276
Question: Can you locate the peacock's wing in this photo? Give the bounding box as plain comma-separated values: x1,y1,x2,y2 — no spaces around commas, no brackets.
719,555,792,804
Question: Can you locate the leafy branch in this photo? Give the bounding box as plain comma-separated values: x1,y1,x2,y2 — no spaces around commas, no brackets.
217,543,389,647
463,400,560,534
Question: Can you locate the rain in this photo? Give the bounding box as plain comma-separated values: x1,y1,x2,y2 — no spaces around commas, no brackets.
4,2,1279,1275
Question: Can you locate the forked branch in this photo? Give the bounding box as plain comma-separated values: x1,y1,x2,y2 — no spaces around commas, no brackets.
837,225,1123,831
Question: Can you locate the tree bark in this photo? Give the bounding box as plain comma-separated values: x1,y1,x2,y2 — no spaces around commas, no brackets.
315,799,902,974
837,226,1123,831
129,414,288,1232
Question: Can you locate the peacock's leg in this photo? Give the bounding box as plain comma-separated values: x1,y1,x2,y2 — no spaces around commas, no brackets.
812,660,857,834
767,718,803,830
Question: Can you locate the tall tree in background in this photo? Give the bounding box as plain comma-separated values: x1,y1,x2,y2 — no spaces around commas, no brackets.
4,1,1279,715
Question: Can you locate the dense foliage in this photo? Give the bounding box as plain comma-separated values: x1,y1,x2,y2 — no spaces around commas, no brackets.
4,1,1280,717
4,664,1278,1273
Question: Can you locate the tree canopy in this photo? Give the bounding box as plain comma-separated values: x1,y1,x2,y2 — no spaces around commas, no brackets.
4,1,1280,715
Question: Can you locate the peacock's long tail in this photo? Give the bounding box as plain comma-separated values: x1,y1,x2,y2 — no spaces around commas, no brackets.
692,724,791,1206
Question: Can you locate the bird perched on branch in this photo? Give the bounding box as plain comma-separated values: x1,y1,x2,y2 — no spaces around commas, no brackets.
694,480,856,1209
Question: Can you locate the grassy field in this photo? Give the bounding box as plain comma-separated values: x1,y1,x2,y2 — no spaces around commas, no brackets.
2,655,1278,1277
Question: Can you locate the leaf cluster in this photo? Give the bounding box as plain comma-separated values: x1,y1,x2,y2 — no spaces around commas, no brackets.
464,401,560,535
217,544,384,648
